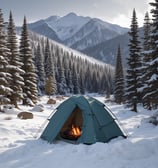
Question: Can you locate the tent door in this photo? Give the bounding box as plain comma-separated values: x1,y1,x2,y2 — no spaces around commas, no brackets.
60,106,83,141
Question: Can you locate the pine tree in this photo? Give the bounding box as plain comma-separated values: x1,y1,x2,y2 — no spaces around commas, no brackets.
45,76,56,98
114,45,125,104
44,38,57,95
85,63,92,92
79,66,85,95
44,39,53,77
57,56,67,95
7,11,24,108
141,12,152,109
72,63,79,94
35,43,45,95
0,9,12,109
144,0,158,109
142,12,151,61
91,69,98,93
19,16,38,105
67,59,73,94
63,52,70,90
125,9,142,112
54,46,60,83
97,68,104,94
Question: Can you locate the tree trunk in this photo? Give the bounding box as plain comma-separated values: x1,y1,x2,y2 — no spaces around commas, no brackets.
133,103,137,112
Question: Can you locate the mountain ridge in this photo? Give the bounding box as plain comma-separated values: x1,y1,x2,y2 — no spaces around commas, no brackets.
28,12,129,50
26,12,130,65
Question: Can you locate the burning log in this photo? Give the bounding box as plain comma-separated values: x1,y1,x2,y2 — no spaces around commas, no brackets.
70,125,81,137
61,125,82,140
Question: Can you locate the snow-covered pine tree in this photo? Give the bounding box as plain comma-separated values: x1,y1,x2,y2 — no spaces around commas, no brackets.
44,38,57,95
97,67,104,94
67,57,73,94
7,11,24,108
84,62,92,92
114,45,125,104
50,45,58,87
19,16,38,105
143,0,158,109
44,38,52,77
96,65,102,91
57,56,67,95
72,62,80,94
141,12,152,110
0,9,12,109
96,64,105,94
142,12,151,62
125,9,142,112
63,51,70,91
34,43,45,95
54,46,60,83
91,68,98,93
79,65,85,95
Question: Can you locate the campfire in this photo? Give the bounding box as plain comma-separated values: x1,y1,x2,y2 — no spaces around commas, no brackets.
61,124,82,140
69,125,81,138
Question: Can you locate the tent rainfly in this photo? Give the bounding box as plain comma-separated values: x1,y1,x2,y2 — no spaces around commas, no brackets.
40,96,126,144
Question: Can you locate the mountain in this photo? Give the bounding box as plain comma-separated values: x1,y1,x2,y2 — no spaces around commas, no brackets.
28,13,129,51
28,20,61,43
82,33,130,66
64,18,128,50
81,27,144,66
45,12,90,40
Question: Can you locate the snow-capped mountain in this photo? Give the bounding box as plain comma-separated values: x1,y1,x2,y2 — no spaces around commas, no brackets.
28,20,61,43
82,33,130,66
46,12,90,40
64,18,128,50
81,27,144,66
28,12,128,51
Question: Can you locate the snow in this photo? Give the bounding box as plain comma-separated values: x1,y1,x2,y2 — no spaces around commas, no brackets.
44,12,128,41
45,13,90,40
92,18,128,34
0,96,158,168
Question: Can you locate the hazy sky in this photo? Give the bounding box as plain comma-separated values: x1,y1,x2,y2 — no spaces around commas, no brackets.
0,0,154,28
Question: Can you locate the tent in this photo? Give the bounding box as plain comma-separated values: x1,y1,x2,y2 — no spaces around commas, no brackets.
40,96,126,144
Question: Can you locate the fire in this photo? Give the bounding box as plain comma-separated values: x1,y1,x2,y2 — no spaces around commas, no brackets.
70,125,81,137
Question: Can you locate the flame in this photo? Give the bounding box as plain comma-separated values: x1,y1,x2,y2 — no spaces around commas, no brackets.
70,125,81,137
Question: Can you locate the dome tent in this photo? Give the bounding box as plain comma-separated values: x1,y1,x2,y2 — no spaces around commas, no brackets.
40,96,126,144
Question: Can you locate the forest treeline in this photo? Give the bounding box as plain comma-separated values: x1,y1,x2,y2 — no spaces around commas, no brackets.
0,0,158,112
0,9,114,109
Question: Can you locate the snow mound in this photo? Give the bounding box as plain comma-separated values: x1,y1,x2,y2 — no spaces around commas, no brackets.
31,104,44,112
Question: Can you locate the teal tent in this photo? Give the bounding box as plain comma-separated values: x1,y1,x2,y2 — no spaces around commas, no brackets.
40,96,126,144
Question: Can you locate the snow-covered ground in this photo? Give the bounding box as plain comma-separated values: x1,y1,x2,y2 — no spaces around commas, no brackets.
0,96,158,168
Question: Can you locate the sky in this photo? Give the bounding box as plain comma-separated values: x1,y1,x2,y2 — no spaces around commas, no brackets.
0,0,154,28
